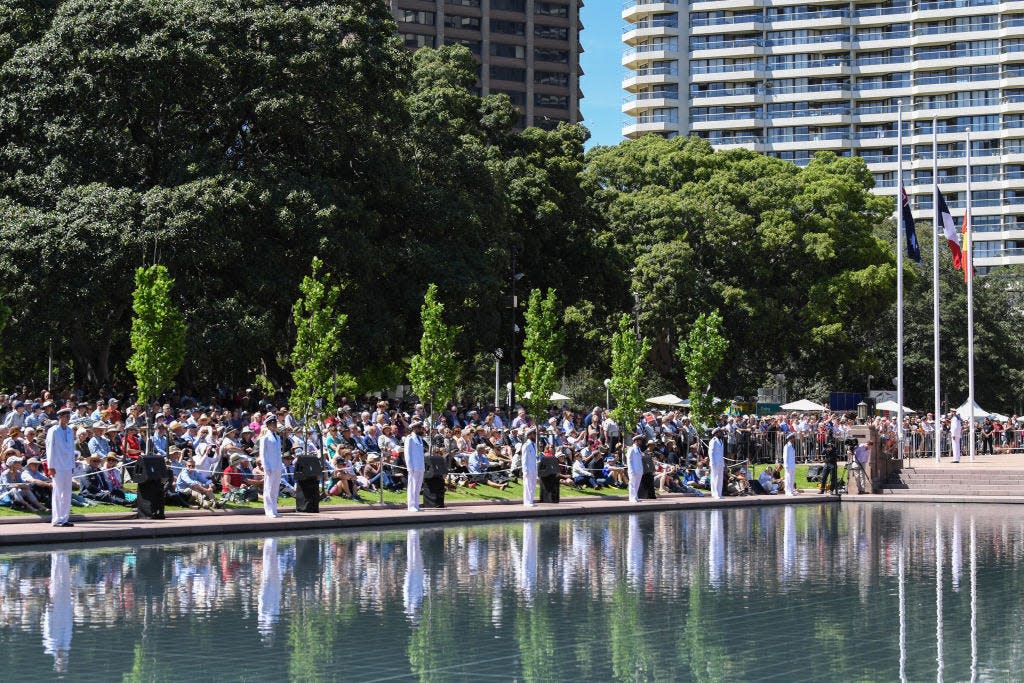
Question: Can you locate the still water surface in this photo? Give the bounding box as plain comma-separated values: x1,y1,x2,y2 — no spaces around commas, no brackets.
1,503,1022,682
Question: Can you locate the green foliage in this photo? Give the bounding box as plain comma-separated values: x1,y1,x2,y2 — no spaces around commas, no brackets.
585,139,895,394
874,226,1024,410
289,257,347,421
678,310,729,429
519,288,564,420
127,265,186,404
609,314,650,429
408,284,460,416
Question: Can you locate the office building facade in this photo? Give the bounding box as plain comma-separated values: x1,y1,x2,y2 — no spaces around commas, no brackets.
622,0,1024,270
391,0,584,130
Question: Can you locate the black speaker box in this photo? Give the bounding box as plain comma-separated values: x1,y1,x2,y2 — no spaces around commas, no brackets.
295,455,323,481
132,457,170,484
294,478,320,512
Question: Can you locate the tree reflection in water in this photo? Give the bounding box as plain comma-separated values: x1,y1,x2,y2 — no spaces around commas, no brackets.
0,503,1020,682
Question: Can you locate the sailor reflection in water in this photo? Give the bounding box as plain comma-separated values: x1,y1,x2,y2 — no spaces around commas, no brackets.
709,509,725,589
627,514,644,589
518,522,538,601
258,538,282,642
782,505,796,584
43,552,72,673
403,528,425,623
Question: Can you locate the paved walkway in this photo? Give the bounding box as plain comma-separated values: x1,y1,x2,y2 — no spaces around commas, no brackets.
0,493,837,548
901,453,1024,469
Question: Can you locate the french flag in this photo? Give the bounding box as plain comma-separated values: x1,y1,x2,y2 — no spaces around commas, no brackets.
934,187,964,272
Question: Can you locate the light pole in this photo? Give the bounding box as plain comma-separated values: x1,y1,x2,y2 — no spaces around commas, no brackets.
509,247,524,410
493,349,503,409
603,378,611,412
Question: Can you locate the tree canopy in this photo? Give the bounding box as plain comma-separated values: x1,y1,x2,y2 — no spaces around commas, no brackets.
2,1,1021,411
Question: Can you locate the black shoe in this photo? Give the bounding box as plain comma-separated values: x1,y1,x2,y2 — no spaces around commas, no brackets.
59,522,74,527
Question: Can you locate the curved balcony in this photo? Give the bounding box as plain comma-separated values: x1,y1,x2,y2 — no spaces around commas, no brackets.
622,0,679,23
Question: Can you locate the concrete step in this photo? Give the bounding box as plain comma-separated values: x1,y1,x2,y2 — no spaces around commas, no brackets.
895,477,1024,484
882,488,1024,496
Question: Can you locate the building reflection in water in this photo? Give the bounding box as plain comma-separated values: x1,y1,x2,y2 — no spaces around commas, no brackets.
0,504,1021,681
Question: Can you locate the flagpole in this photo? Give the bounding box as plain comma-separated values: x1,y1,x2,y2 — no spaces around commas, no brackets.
933,119,941,462
966,127,976,462
896,100,905,462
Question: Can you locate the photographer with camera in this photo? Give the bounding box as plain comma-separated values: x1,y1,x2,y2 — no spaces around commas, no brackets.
817,436,840,495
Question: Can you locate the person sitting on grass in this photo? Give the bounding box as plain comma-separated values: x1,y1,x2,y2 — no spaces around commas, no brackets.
571,451,601,489
468,444,508,490
1,453,46,511
100,454,129,505
280,452,296,497
175,457,222,510
221,453,259,502
603,455,628,488
21,457,53,507
363,452,394,491
328,452,359,500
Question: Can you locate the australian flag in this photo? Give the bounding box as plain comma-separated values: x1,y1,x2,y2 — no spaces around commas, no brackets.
900,184,921,263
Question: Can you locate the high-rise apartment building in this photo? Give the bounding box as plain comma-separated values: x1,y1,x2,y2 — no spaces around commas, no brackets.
391,0,584,130
622,0,1024,270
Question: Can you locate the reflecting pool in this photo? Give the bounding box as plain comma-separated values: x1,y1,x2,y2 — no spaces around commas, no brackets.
1,503,1022,682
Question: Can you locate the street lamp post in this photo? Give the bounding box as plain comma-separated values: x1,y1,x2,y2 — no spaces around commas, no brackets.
493,349,503,409
603,378,611,412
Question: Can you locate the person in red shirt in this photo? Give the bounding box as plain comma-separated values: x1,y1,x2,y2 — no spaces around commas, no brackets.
121,425,143,461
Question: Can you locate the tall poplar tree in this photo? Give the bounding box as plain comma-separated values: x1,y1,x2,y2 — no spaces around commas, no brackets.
408,284,460,436
289,257,347,440
519,288,564,423
677,310,729,430
609,313,650,431
127,264,185,453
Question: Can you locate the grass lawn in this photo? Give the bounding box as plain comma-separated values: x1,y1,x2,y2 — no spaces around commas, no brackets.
0,465,842,519
0,479,621,518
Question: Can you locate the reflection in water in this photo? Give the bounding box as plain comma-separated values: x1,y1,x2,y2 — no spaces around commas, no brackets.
0,504,1022,681
404,528,424,623
42,552,71,674
782,505,796,585
708,509,724,589
258,538,282,642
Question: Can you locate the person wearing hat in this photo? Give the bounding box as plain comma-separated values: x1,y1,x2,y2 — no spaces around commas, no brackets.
259,414,283,517
949,408,963,463
2,425,25,454
175,457,221,510
404,419,426,511
783,433,798,496
626,434,645,503
709,427,726,500
22,456,53,506
46,408,76,526
100,453,128,505
280,452,297,497
88,423,112,459
2,452,46,511
522,426,539,507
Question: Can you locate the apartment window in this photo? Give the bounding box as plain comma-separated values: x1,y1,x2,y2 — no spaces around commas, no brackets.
490,65,526,82
534,24,569,41
445,15,481,30
491,42,525,59
535,93,569,109
445,37,482,54
402,33,435,49
534,70,569,87
492,0,526,11
400,10,435,25
447,0,481,6
494,89,527,106
536,2,569,18
491,19,526,36
535,48,569,63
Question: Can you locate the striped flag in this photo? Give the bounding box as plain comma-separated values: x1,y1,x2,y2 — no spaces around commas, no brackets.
934,186,964,272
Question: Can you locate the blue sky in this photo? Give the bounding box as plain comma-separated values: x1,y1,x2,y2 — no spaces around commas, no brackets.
579,3,625,149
